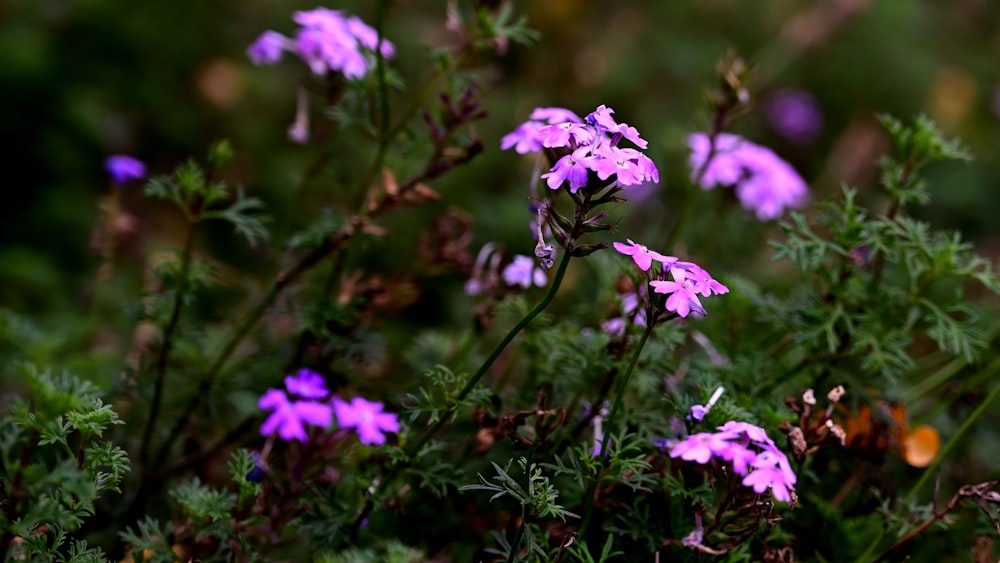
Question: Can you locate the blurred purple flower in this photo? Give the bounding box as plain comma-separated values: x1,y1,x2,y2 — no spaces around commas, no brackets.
688,132,808,221
502,255,547,288
105,155,146,184
247,8,393,80
259,389,333,442
247,30,287,65
245,451,265,483
764,89,823,145
284,368,329,399
333,396,400,445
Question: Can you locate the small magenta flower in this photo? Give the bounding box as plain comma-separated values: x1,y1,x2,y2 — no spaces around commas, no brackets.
259,389,333,441
284,368,329,399
247,30,287,65
688,132,808,220
612,239,675,272
502,255,547,288
650,267,703,318
333,396,400,445
764,89,823,145
105,155,146,184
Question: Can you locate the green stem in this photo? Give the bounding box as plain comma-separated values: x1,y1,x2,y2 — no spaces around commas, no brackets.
348,250,572,535
139,220,197,467
406,250,571,459
906,371,1000,503
150,233,343,470
577,321,656,537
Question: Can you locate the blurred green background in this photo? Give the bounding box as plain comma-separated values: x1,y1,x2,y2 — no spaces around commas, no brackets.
3,0,999,340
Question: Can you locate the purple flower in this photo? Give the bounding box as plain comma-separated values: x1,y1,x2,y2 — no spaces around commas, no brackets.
541,147,592,192
105,155,146,184
501,120,546,154
743,451,796,502
284,368,329,399
676,262,730,297
248,8,393,80
246,451,265,483
259,389,333,442
502,255,547,288
764,89,823,145
681,516,704,548
538,122,595,148
667,421,796,502
247,30,287,65
669,432,733,464
612,239,675,272
333,396,400,445
650,268,703,318
503,104,659,191
586,104,619,131
688,133,808,220
601,317,626,337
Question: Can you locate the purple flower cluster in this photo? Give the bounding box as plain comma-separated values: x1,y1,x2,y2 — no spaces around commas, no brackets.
501,105,659,192
613,239,729,318
669,421,797,503
259,368,399,445
105,155,146,184
247,8,395,79
688,133,808,221
502,255,547,289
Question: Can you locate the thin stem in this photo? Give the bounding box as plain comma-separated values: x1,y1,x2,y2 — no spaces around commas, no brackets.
139,219,197,467
906,371,1000,503
150,233,344,471
348,250,573,535
413,250,570,457
578,321,656,537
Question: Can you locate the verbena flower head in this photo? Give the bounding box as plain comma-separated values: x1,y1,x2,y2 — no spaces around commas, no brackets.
502,255,547,288
247,8,394,79
614,240,728,318
333,396,400,445
247,30,287,65
105,155,146,184
503,105,659,192
764,89,823,145
667,421,797,503
688,132,808,220
258,389,333,442
284,368,329,399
